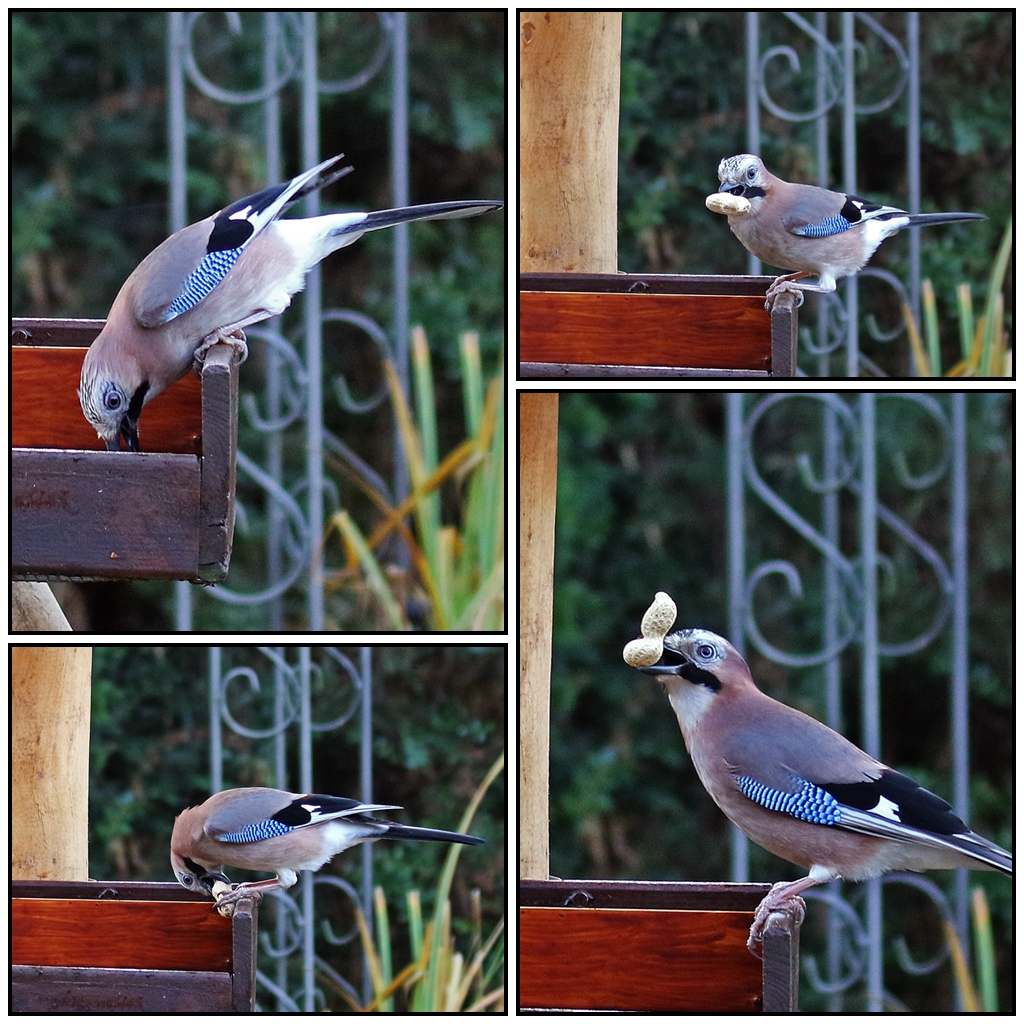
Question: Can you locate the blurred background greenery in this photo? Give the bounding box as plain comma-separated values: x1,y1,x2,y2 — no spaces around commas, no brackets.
88,645,505,1006
615,11,1011,375
549,391,1012,1011
12,12,505,630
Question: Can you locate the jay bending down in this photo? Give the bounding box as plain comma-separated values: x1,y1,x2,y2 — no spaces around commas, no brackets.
79,154,502,451
171,787,484,909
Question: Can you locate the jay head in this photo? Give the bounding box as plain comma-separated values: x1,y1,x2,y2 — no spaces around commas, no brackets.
79,154,503,451
635,627,1011,952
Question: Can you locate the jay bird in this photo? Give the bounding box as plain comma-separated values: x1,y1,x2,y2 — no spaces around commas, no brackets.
171,786,484,909
79,154,503,451
633,627,1012,953
714,154,985,310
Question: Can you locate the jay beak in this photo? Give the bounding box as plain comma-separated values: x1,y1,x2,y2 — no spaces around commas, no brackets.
636,628,1012,954
79,154,503,451
170,787,484,908
714,154,986,310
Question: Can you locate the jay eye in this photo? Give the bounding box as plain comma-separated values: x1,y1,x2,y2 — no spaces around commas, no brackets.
180,873,195,887
696,644,716,660
103,390,123,411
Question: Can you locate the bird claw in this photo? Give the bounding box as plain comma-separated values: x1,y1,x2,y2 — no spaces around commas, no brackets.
764,283,806,312
746,883,808,956
210,879,261,916
192,329,249,376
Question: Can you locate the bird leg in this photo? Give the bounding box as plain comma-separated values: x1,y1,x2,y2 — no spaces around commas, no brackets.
747,876,822,955
211,876,284,910
192,328,249,376
764,272,841,312
763,272,813,310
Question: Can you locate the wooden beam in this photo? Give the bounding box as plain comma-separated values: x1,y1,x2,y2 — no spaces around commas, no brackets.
519,393,559,879
12,648,92,880
12,346,202,455
11,583,72,632
519,12,622,273
520,907,763,1011
520,290,772,370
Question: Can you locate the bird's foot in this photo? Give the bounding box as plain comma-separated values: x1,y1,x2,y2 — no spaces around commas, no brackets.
211,880,263,916
193,328,249,376
764,275,808,312
747,881,808,956
210,879,242,918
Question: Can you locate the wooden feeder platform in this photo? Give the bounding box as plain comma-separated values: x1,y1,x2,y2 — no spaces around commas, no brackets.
519,272,798,378
12,880,258,1013
12,318,238,583
520,878,800,1013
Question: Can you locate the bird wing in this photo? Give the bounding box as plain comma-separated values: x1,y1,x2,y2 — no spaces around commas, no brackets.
132,155,352,328
204,789,401,844
720,712,1011,874
810,771,1012,873
782,185,906,239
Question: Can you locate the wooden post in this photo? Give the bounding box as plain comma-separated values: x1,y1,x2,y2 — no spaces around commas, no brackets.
519,393,559,880
519,12,621,880
519,12,622,274
12,647,92,880
11,582,72,632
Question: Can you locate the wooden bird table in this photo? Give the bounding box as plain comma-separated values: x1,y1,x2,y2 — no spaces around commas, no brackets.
12,318,238,583
519,272,798,378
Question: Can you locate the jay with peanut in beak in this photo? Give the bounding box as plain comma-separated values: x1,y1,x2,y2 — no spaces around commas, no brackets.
709,154,985,311
79,154,503,451
625,617,1011,953
171,787,484,909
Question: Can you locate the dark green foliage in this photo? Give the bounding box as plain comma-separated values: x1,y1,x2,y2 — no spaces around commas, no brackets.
551,392,1012,1010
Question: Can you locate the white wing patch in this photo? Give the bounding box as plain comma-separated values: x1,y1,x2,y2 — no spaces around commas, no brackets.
867,793,902,823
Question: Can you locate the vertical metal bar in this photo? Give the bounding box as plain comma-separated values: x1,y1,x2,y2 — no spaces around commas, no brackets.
166,14,187,232
859,393,882,1012
209,647,222,793
360,646,374,1003
842,13,858,378
301,13,325,631
909,16,925,305
264,13,286,631
822,395,843,1010
273,645,289,1010
299,646,315,1011
725,393,749,882
168,13,193,632
745,13,761,277
907,12,921,349
950,394,970,945
391,15,411,552
815,13,830,378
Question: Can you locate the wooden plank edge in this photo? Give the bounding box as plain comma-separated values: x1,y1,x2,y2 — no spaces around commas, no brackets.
519,362,770,379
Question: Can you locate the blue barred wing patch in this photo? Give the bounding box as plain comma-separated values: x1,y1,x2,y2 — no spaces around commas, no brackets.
737,775,842,826
163,245,243,321
219,817,293,843
793,215,851,238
